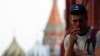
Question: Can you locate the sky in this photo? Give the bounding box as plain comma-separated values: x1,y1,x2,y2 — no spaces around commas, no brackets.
0,0,65,55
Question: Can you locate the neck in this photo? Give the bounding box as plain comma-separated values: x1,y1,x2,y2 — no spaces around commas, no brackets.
78,26,90,36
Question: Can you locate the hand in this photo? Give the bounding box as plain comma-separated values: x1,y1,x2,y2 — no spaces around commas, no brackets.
65,28,79,56
69,28,78,47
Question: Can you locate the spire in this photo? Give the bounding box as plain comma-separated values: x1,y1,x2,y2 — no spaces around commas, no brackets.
53,0,57,4
48,0,62,26
3,18,25,56
3,38,25,56
12,16,16,38
13,29,16,39
43,1,65,55
45,0,65,31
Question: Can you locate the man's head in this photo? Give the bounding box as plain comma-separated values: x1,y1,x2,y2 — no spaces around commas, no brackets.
70,4,88,34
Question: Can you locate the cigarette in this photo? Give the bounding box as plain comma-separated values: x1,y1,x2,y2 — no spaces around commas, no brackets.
78,28,80,30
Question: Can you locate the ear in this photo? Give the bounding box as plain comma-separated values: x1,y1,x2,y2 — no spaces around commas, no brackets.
82,0,88,7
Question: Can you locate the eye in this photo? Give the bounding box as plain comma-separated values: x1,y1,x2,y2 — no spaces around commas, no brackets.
73,20,77,22
79,18,84,22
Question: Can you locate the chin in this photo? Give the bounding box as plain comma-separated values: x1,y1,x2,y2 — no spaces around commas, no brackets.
77,31,81,34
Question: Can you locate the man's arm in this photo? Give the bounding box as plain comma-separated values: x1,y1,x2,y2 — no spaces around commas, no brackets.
64,34,76,56
65,45,75,56
64,29,78,56
64,35,75,56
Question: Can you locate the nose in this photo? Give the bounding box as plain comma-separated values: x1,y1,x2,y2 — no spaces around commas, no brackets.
76,21,79,26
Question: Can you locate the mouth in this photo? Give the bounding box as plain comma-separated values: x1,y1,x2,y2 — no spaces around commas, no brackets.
77,28,80,30
74,26,80,30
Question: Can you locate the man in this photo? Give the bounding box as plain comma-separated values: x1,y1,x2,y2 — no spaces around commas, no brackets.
64,4,100,56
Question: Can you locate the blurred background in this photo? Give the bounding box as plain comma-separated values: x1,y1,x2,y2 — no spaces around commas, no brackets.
0,0,65,56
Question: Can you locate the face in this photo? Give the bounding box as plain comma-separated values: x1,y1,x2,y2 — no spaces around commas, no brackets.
70,14,87,33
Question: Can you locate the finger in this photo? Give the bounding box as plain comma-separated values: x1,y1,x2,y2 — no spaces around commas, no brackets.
70,32,76,37
71,34,77,41
70,28,77,34
71,29,78,35
70,30,78,42
70,33,77,41
69,35,77,42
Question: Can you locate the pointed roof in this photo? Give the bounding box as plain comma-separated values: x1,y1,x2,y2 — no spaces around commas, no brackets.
3,38,25,56
45,0,65,32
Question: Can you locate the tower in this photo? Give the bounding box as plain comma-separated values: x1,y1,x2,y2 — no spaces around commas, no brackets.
43,0,65,56
3,38,25,56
